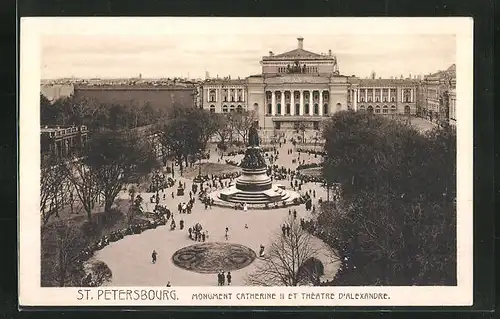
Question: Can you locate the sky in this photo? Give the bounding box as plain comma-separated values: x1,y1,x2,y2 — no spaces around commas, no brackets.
39,19,457,80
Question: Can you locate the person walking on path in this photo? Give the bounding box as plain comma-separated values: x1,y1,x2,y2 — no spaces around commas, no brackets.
225,227,229,241
151,250,158,264
226,272,232,286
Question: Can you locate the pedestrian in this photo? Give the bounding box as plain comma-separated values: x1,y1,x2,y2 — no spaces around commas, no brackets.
151,250,158,264
225,227,229,240
221,271,226,285
166,281,171,287
226,272,232,286
217,272,222,286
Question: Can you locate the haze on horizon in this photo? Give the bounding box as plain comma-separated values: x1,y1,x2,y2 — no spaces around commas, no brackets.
41,34,456,80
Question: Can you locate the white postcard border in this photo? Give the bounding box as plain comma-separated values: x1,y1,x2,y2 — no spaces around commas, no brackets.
19,17,474,307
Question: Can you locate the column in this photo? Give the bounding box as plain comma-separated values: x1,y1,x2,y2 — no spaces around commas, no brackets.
271,90,276,115
365,89,368,102
354,89,358,111
299,91,304,115
290,91,295,115
234,88,238,102
388,88,391,102
280,91,285,115
308,90,312,115
319,91,323,116
372,89,375,103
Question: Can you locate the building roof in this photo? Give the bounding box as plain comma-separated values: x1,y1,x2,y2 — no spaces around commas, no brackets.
273,48,323,59
203,78,246,85
425,63,456,80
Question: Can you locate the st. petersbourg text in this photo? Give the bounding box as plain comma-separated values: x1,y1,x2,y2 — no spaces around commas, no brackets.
77,289,178,301
192,292,391,300
76,289,390,302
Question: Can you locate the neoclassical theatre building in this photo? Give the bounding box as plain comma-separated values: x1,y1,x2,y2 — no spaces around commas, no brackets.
201,38,418,130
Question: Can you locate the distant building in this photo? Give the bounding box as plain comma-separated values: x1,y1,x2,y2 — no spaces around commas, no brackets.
40,84,75,101
40,125,88,158
200,37,419,130
200,78,247,113
421,64,456,126
73,84,197,112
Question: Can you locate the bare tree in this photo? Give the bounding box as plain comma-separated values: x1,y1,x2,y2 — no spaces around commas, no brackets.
246,216,333,286
65,159,100,222
231,110,257,144
40,154,68,227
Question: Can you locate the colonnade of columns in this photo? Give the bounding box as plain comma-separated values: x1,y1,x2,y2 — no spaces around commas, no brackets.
353,88,415,103
266,90,329,116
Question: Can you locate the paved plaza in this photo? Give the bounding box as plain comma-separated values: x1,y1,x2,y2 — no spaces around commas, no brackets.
92,135,340,286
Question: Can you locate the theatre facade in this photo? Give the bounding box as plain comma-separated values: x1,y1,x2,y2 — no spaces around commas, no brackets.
200,38,418,130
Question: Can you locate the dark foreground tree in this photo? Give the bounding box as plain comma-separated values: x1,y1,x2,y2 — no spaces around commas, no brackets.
41,222,87,287
320,111,456,285
84,130,158,214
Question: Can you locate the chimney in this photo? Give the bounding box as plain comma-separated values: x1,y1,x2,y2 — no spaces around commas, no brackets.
328,49,332,56
269,51,274,56
297,37,304,49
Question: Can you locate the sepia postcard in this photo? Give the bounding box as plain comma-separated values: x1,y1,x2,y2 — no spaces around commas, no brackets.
19,17,473,307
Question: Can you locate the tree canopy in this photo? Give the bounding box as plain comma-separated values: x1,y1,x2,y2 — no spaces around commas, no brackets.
159,108,221,173
83,130,159,213
319,111,456,286
40,94,168,131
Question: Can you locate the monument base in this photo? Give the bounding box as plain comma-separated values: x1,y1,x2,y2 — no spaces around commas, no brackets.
207,184,302,209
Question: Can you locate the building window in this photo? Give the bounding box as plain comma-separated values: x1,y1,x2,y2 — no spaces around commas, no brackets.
295,103,300,115
313,103,319,115
323,104,329,115
295,93,300,99
383,105,388,114
368,97,372,102
305,104,310,115
277,103,282,115
375,108,381,114
209,89,216,102
223,105,228,113
367,106,373,114
383,97,387,102
230,105,235,112
376,97,380,102
404,105,411,114
360,97,365,102
237,105,242,113
286,103,291,115
267,103,272,115
210,105,216,113
313,122,319,130
391,97,395,102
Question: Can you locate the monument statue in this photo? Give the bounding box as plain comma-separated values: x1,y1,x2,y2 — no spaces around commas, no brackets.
248,124,260,147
